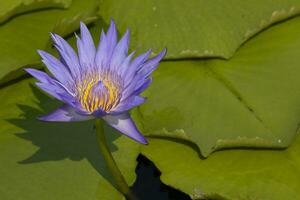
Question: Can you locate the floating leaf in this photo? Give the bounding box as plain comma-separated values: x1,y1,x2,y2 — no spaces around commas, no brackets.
0,0,72,24
134,16,300,156
99,0,300,59
2,77,299,199
1,2,300,199
2,77,300,199
0,78,126,200
0,0,98,85
132,135,300,200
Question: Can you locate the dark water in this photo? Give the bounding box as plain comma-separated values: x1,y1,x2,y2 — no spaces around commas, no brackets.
130,154,191,200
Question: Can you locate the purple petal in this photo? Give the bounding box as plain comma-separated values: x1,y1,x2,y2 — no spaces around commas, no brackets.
121,77,152,101
95,20,118,69
110,29,130,71
103,112,148,144
119,51,135,76
123,49,152,84
35,81,88,115
25,68,55,84
77,22,96,70
130,49,152,71
132,77,153,95
57,91,83,110
35,82,73,102
26,68,85,112
50,33,81,78
37,50,73,88
122,49,166,99
104,19,117,66
39,104,93,122
95,30,108,68
111,96,145,113
137,48,167,78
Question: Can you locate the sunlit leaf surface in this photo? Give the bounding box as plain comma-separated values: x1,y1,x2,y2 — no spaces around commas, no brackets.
1,76,300,199
1,1,300,199
135,135,300,200
0,0,72,24
0,0,98,85
134,16,300,156
99,0,300,59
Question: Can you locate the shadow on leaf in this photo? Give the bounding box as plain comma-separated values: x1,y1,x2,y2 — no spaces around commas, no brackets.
7,84,121,190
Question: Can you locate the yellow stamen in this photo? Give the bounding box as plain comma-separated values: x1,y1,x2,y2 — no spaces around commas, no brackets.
77,71,122,112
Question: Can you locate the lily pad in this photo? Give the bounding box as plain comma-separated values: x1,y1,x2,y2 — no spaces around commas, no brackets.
0,0,98,85
99,0,300,59
0,0,72,24
134,16,300,156
0,78,127,200
2,77,300,200
136,135,300,200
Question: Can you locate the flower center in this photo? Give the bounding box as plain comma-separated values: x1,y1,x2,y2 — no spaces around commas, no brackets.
77,71,122,112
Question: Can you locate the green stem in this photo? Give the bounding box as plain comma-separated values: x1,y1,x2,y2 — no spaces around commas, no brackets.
94,118,137,200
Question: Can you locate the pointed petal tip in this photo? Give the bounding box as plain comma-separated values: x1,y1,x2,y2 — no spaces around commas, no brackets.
49,32,57,40
120,29,130,44
36,49,44,55
125,29,130,42
144,48,153,58
49,32,65,43
49,33,62,45
108,18,117,33
36,49,43,53
125,128,148,145
159,48,167,57
49,32,63,43
24,68,39,79
37,50,49,59
80,21,90,33
103,113,148,144
127,50,136,59
148,48,167,64
23,67,32,73
109,18,116,26
139,136,148,145
80,21,86,27
99,30,107,42
24,68,41,78
74,32,79,39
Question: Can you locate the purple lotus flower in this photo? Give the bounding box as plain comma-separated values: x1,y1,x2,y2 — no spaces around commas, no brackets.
25,20,166,144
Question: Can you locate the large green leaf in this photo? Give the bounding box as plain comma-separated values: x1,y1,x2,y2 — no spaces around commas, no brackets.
2,77,300,200
1,3,300,199
99,0,300,59
0,78,128,200
135,135,300,200
0,0,72,24
134,16,300,156
0,0,98,85
1,77,300,199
